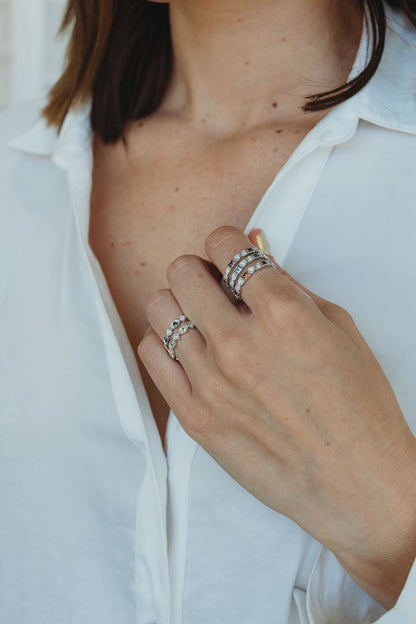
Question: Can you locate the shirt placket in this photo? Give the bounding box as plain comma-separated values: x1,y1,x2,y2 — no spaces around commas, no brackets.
53,127,171,624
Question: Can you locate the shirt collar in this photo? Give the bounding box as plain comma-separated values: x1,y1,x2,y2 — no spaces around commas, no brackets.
8,2,416,165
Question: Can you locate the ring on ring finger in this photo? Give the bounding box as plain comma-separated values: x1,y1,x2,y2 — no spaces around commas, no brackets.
163,315,195,361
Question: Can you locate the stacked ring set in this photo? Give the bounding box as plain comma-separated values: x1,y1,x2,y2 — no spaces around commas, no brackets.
221,246,276,303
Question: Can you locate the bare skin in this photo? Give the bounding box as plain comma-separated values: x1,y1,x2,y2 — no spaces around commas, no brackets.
90,0,362,446
90,116,322,446
87,0,416,613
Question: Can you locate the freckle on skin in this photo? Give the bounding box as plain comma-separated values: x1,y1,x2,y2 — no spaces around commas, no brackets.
198,272,203,278
251,136,257,142
282,37,287,42
276,129,283,134
121,240,131,246
306,407,311,413
274,147,278,152
326,441,330,446
110,242,115,248
237,17,242,23
272,102,278,108
245,61,250,66
140,261,147,266
294,130,300,134
175,187,179,192
167,205,176,212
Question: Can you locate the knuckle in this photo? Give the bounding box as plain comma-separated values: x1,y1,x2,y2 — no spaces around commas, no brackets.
167,255,198,281
137,334,156,359
259,287,306,335
188,415,214,444
181,407,217,446
260,284,297,319
205,225,240,250
213,330,249,372
145,289,170,316
321,300,352,322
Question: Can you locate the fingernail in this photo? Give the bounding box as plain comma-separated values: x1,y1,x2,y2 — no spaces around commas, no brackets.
254,229,271,255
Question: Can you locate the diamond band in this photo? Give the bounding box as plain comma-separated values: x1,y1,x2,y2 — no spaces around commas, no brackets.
221,246,276,304
228,251,267,288
163,316,194,361
234,258,276,296
223,247,261,285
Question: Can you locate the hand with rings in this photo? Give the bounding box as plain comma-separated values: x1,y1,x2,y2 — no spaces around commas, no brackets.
138,225,416,609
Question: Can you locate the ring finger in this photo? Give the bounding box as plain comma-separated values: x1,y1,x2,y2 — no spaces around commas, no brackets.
145,288,207,374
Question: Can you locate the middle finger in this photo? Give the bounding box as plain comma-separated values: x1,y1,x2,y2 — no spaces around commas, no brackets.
166,254,243,342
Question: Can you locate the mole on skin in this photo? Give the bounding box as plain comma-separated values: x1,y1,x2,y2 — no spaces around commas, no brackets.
272,102,278,108
140,261,147,267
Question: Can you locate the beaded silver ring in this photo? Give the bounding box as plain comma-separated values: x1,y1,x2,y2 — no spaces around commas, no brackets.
222,247,276,303
228,251,268,288
222,247,267,287
163,316,194,361
233,258,276,299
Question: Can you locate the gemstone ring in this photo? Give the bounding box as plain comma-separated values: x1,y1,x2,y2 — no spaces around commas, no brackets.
222,247,276,304
163,315,195,361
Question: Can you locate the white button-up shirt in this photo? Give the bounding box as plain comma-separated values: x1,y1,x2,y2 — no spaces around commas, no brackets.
1,5,416,623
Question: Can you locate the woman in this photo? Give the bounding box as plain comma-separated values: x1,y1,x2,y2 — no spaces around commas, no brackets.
1,0,416,622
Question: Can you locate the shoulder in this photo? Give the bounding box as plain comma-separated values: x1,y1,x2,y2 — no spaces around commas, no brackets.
0,99,58,186
0,99,46,151
0,99,64,239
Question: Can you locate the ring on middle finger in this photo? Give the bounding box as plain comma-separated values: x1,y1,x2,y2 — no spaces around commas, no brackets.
222,246,277,303
222,247,266,287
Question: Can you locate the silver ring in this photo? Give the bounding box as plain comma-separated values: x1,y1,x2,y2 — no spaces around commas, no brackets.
223,247,267,286
163,316,194,361
222,247,276,303
234,258,276,299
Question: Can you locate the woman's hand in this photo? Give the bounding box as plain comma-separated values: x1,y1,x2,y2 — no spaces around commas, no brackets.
138,225,416,609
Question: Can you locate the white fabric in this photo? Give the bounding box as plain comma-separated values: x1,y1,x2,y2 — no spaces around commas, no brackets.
1,5,416,624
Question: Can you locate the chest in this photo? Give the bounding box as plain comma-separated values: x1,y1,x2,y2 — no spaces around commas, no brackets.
88,124,308,444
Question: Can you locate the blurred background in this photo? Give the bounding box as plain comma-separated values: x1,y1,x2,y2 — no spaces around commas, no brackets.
0,0,68,111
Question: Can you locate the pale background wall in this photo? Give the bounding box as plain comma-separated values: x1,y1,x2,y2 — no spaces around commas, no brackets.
0,0,68,111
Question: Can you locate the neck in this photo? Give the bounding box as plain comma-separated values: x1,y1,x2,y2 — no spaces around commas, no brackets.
160,0,363,136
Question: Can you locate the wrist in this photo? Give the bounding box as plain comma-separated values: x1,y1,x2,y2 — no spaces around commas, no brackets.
335,436,416,609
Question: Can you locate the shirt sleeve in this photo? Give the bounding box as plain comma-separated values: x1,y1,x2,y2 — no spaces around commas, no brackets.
295,544,416,623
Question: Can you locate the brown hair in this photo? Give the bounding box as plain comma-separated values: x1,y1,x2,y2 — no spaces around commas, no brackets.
42,0,416,144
